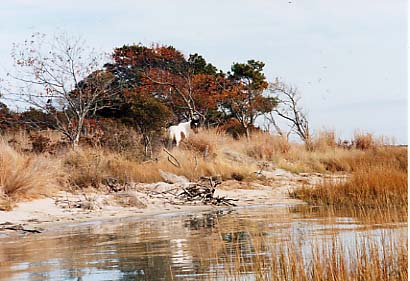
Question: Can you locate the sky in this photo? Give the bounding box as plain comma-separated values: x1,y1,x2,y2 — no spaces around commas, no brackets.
0,0,407,144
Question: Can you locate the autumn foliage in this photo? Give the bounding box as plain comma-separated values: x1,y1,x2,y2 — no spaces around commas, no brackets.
104,45,222,120
103,44,277,135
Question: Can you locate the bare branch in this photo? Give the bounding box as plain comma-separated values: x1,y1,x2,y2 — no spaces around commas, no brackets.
4,33,117,147
269,80,311,147
163,148,181,168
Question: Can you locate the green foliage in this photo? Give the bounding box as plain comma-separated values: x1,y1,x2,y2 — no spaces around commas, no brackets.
126,92,172,134
0,102,9,115
230,60,267,90
188,53,218,75
123,91,173,157
224,60,277,135
20,107,57,129
0,102,13,133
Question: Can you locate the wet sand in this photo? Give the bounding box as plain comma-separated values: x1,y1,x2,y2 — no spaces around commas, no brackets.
0,170,343,235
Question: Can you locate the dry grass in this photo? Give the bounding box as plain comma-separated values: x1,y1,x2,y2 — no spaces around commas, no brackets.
291,146,408,210
0,141,62,210
0,128,407,210
210,129,358,174
267,237,408,281
180,128,223,157
242,132,291,160
311,129,337,151
64,145,258,188
275,144,358,173
185,129,291,162
214,231,408,280
353,131,376,150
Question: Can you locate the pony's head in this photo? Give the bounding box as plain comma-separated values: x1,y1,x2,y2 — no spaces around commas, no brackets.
190,115,200,133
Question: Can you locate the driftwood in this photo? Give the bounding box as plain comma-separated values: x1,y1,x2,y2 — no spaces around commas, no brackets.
102,177,130,192
59,173,238,210
0,222,42,233
141,175,237,207
163,148,181,168
53,193,102,210
178,176,237,206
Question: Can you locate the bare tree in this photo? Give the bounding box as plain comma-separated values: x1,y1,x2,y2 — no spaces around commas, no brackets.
262,111,291,139
4,33,116,147
269,79,312,149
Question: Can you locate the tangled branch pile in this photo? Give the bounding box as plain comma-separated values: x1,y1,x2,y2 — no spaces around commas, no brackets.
178,177,238,206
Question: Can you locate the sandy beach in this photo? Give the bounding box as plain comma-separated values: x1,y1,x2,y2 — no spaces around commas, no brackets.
0,169,332,235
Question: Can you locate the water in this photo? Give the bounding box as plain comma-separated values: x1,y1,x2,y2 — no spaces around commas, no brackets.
0,205,407,280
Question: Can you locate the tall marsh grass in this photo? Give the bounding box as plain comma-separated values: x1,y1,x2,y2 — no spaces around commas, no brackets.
268,236,407,281
0,141,61,210
213,231,408,280
292,146,408,211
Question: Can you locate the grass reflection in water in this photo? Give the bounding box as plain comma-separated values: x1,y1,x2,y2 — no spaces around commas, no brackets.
0,205,407,280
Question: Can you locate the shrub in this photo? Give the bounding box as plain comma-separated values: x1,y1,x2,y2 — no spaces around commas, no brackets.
29,133,51,153
98,119,145,159
353,131,375,150
218,119,260,139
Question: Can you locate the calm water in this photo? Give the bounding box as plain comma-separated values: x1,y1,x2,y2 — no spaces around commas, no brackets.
0,205,407,280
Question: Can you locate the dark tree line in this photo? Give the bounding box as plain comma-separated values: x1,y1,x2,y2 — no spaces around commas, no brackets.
1,34,312,153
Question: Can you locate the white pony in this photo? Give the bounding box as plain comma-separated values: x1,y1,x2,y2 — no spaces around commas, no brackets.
168,118,200,147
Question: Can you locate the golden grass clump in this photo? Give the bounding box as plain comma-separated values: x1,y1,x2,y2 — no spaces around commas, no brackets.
64,148,167,187
0,141,61,210
292,146,408,210
311,129,337,151
275,143,357,173
180,128,221,157
353,131,379,150
241,132,290,160
295,165,407,209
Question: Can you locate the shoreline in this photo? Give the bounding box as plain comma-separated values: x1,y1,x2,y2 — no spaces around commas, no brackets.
41,202,303,234
0,170,335,237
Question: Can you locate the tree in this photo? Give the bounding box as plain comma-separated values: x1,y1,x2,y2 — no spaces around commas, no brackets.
262,111,288,138
224,60,277,137
269,79,312,149
5,33,117,147
0,102,14,132
19,107,56,130
123,90,172,158
104,44,225,122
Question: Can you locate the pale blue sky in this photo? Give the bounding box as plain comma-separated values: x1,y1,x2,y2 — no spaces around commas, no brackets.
0,0,407,143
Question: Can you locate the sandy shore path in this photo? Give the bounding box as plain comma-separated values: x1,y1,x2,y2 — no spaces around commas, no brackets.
0,169,335,235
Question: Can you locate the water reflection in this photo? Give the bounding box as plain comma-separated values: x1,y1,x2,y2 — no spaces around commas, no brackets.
0,205,407,280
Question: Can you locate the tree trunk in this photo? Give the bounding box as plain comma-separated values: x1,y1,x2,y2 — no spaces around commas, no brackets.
72,116,85,149
72,134,80,149
143,134,152,159
242,122,250,139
